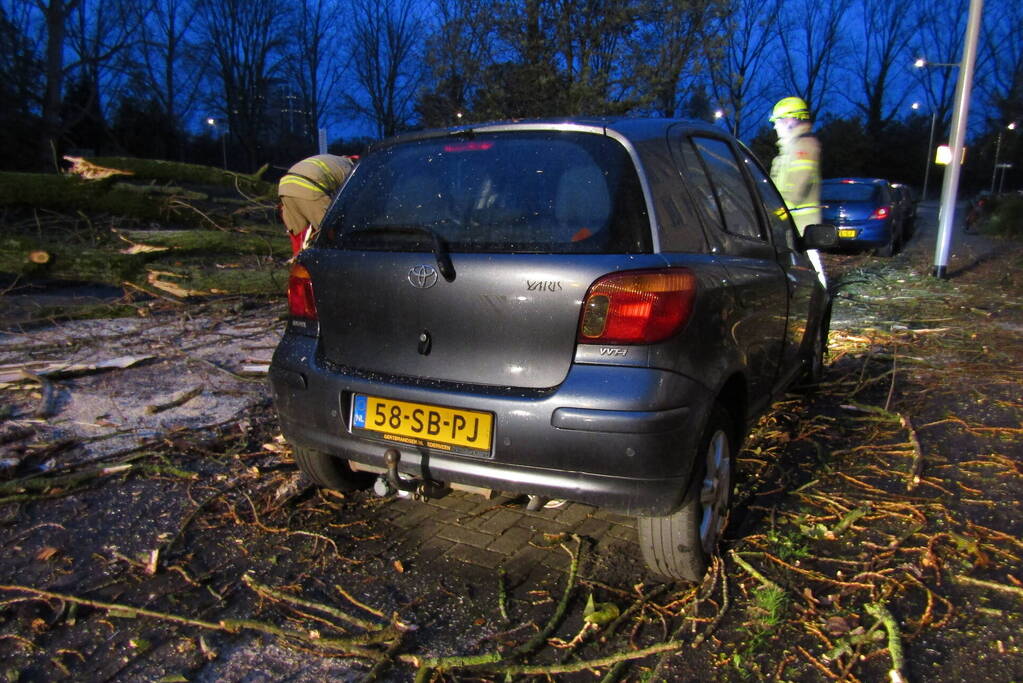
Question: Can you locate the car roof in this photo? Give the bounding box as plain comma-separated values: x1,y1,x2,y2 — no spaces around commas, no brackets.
823,177,889,185
369,116,728,152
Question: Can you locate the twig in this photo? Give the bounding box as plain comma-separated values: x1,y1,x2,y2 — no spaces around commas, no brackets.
335,584,387,619
600,583,671,643
731,551,785,593
242,574,390,632
692,557,729,648
952,574,1023,600
20,370,58,418
901,414,925,491
122,280,185,305
497,568,510,623
0,584,390,662
181,353,265,383
165,198,225,230
488,640,686,676
0,464,133,497
145,385,205,415
865,602,906,683
884,352,897,412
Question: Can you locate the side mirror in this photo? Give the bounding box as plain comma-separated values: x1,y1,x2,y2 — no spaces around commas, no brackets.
802,223,839,249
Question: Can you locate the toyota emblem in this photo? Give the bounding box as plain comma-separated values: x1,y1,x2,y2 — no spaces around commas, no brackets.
408,264,439,289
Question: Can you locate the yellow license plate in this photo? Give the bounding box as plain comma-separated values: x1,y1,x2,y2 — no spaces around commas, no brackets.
351,395,493,455
838,228,857,238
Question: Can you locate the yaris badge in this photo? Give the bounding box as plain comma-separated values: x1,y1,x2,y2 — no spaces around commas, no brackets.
408,265,438,289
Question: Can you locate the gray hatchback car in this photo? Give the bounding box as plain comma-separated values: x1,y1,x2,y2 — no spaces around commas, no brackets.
270,117,835,581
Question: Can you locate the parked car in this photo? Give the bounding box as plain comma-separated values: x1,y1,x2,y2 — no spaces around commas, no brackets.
270,117,835,581
891,183,917,239
820,178,904,256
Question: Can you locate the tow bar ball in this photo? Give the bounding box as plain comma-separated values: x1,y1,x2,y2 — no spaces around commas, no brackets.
382,449,446,501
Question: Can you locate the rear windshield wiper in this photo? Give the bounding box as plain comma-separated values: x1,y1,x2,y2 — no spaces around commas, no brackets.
343,225,456,282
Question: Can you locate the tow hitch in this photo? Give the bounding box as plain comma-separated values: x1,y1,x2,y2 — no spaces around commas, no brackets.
377,448,447,501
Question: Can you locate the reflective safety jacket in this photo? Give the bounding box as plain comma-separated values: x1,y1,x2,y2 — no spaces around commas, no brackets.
278,154,354,202
770,124,821,235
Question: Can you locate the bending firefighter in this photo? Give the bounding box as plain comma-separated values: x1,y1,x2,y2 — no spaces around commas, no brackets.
278,154,355,255
770,96,826,286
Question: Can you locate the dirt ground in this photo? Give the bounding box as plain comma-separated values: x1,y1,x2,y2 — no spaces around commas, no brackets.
1,203,1021,682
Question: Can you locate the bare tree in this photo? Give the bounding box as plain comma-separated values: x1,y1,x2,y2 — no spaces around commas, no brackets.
418,0,496,126
775,0,851,117
196,0,287,169
975,0,1022,127
909,0,967,129
1,0,43,113
281,0,347,147
348,0,424,137
550,0,634,113
29,0,83,166
63,0,139,147
845,0,920,137
628,0,722,118
130,0,205,134
706,0,782,138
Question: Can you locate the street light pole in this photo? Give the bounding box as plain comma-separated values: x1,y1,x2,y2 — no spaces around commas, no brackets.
991,130,1003,194
932,0,983,279
913,102,938,201
991,122,1018,194
924,112,937,201
998,164,1012,193
206,117,227,169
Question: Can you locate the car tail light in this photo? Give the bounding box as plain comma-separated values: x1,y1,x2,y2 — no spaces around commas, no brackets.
870,206,890,220
578,269,697,344
287,263,318,320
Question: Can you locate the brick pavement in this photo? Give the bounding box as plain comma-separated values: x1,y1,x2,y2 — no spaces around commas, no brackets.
375,489,646,581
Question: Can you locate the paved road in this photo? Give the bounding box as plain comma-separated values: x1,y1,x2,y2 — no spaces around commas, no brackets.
376,489,641,580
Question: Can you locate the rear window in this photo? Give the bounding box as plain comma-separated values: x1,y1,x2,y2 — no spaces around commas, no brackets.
822,182,881,203
321,131,651,254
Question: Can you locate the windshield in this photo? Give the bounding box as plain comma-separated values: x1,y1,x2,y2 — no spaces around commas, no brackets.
321,131,651,254
821,182,881,203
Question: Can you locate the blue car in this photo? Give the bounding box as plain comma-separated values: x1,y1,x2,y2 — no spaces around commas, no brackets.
820,178,903,256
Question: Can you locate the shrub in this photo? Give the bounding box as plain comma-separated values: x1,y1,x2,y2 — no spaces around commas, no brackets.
984,195,1023,237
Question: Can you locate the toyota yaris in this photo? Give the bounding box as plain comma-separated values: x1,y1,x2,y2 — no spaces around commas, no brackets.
270,118,835,581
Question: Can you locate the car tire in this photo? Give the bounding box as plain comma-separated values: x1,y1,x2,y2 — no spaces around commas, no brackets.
292,444,373,492
638,404,736,582
876,237,894,257
802,302,831,388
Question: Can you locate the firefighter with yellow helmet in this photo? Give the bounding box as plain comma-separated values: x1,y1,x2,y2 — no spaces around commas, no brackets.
278,154,355,254
770,96,826,285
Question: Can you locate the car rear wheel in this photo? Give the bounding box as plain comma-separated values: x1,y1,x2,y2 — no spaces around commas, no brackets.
801,304,831,388
638,404,735,582
876,234,895,257
292,444,373,492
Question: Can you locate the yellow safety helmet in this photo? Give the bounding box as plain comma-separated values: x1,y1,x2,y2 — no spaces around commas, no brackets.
770,96,811,122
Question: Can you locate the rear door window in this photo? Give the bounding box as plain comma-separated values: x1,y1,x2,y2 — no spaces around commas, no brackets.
322,131,651,254
688,137,764,241
741,150,800,252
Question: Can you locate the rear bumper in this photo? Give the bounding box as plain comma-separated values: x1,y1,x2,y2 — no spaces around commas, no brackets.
270,332,714,517
829,218,893,249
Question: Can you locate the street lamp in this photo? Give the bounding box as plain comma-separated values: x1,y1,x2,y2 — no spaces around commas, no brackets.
914,57,960,68
713,108,737,136
991,121,1018,194
206,117,227,169
912,0,983,279
912,102,938,202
